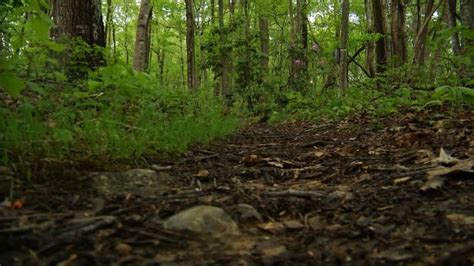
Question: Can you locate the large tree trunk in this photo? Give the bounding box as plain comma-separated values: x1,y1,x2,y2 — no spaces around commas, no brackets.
133,0,153,72
390,0,407,66
340,0,350,92
50,0,105,77
185,0,197,91
372,0,387,73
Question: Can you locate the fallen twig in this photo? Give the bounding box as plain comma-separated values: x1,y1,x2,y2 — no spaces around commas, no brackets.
261,189,326,199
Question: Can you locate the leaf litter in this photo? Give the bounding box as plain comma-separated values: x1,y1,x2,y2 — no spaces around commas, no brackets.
0,106,473,265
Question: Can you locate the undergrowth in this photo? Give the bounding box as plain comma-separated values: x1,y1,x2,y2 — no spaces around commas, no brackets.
0,64,239,166
266,84,474,123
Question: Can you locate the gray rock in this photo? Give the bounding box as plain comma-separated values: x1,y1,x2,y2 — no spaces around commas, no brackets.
225,204,263,224
91,169,173,197
163,205,240,237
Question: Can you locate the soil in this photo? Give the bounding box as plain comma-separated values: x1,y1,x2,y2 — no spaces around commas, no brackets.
1,106,474,265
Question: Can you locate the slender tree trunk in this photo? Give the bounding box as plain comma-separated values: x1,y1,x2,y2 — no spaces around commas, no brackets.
133,0,153,71
259,16,270,71
218,0,230,101
185,0,197,91
447,0,461,56
372,0,387,73
390,0,407,66
365,0,376,77
460,0,474,80
105,0,113,49
413,0,440,65
340,0,350,92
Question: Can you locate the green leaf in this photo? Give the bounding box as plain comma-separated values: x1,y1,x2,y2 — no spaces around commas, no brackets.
87,80,103,91
0,72,26,97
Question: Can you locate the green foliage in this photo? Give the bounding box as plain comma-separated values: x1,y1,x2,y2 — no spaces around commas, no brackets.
0,64,239,164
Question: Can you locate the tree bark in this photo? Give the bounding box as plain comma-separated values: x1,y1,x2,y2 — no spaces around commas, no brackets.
50,0,105,78
365,0,376,77
259,16,270,71
133,0,153,72
372,0,387,73
340,0,350,92
218,0,230,101
390,0,407,66
460,0,474,80
185,0,197,91
447,0,461,56
413,0,441,65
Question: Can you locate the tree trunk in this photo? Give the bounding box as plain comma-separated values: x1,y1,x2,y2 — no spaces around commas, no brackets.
218,0,230,101
50,0,105,77
413,0,440,65
105,0,113,49
133,0,153,72
185,0,197,91
390,0,407,66
460,0,474,80
259,16,270,71
372,0,387,73
365,0,376,77
340,0,350,92
447,0,461,56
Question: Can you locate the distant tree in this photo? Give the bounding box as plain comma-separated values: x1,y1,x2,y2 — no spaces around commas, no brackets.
339,0,350,91
185,0,197,91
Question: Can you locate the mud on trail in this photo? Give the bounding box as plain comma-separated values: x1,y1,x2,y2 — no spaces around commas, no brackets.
1,106,474,265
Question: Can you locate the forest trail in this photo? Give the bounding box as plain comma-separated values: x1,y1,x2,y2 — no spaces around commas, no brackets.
1,106,474,265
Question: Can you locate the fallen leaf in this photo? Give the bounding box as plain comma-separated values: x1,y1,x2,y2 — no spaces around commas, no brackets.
257,242,287,257
195,169,210,177
115,242,132,256
154,253,177,263
283,220,304,230
394,177,411,184
257,222,285,234
241,154,260,165
11,199,24,209
373,250,415,261
436,148,459,165
446,213,474,225
419,176,444,191
267,161,284,168
57,254,78,266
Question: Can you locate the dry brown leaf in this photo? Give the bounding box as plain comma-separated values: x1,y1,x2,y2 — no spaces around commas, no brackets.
419,176,444,191
436,148,459,165
283,220,304,230
115,242,132,256
394,177,411,184
446,213,474,225
267,161,284,168
195,169,210,177
257,222,285,234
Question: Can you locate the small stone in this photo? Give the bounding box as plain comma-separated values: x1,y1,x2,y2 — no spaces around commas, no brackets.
163,205,240,237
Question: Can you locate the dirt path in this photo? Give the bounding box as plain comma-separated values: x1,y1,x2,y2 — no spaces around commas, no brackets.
1,106,474,265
